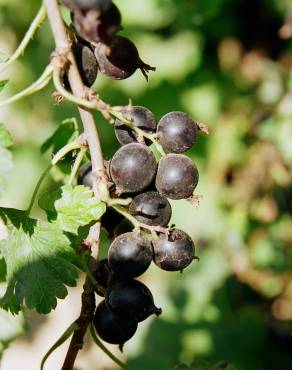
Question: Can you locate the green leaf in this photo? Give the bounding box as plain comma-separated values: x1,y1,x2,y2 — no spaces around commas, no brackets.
0,80,8,93
0,124,13,148
41,118,79,155
38,189,62,222
55,185,106,234
0,220,78,314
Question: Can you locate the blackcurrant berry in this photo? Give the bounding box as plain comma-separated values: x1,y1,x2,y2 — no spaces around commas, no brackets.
109,143,157,194
73,3,121,43
95,36,156,80
153,228,195,271
155,154,199,200
108,232,153,278
77,162,94,189
101,207,125,238
94,258,112,291
72,41,98,87
114,219,133,238
129,191,171,227
106,279,161,323
93,300,137,346
114,106,157,145
157,111,198,153
74,0,112,11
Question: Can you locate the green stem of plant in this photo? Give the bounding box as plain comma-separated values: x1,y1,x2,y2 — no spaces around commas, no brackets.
90,323,132,370
0,64,53,107
26,164,52,217
40,322,80,370
53,69,97,109
68,147,87,185
112,205,158,238
0,5,47,74
51,141,83,166
109,110,166,156
107,197,132,207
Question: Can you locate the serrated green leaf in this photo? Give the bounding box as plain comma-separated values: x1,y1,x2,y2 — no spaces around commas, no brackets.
41,118,79,155
0,124,13,148
0,80,8,93
38,189,62,222
0,220,78,314
55,185,106,234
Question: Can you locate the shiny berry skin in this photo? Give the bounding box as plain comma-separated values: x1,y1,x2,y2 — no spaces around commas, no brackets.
157,111,198,153
153,229,195,271
77,162,94,189
72,42,98,87
95,36,155,80
74,0,112,11
73,3,121,43
110,143,157,194
108,232,153,278
106,279,161,323
155,154,199,200
129,191,171,227
93,300,137,346
114,106,157,146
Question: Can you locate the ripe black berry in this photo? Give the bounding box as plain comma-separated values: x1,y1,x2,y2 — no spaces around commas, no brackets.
72,41,98,87
108,232,153,278
77,162,94,189
93,300,137,346
155,154,199,199
95,36,156,80
94,258,112,292
110,143,157,194
74,0,112,11
73,3,121,43
106,279,161,323
129,191,171,227
153,229,195,271
101,207,125,238
114,106,157,145
157,111,198,153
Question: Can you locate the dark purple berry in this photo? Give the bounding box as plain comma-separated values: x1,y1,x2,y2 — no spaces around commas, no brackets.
108,232,153,279
74,0,112,11
155,154,199,200
129,191,171,227
72,41,98,87
101,207,125,238
77,162,94,189
153,229,195,271
106,279,161,323
95,36,156,80
114,219,133,238
115,106,157,145
94,258,112,292
93,300,137,346
157,111,198,153
73,3,121,43
110,143,157,194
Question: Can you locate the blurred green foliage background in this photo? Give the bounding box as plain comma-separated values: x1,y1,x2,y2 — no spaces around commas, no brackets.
0,0,292,369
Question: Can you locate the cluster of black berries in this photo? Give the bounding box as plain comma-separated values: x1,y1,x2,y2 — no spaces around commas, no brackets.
78,107,200,349
60,0,155,84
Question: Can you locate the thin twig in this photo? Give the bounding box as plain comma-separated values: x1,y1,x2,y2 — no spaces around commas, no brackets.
43,1,108,369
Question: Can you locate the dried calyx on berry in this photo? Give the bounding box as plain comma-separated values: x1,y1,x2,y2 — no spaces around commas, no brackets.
114,106,157,145
95,36,156,80
73,3,121,44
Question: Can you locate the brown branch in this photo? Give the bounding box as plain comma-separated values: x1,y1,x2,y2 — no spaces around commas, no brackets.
43,1,107,369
